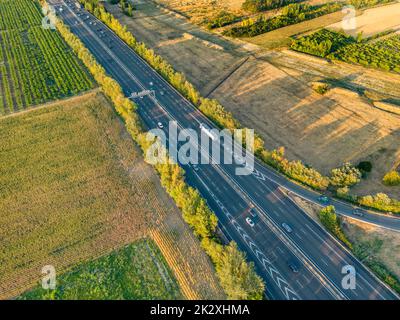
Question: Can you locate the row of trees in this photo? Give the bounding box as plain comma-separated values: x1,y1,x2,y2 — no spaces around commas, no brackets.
318,206,352,249
206,11,239,30
224,3,342,37
383,171,400,186
242,0,302,13
52,2,265,299
349,0,393,9
78,1,399,209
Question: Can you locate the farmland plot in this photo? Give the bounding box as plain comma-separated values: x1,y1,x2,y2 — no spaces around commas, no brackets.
0,93,223,299
20,239,182,300
0,0,93,115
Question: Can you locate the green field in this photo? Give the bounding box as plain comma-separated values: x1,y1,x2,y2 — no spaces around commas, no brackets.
291,29,400,72
246,10,344,49
0,93,152,298
0,0,93,114
19,239,182,300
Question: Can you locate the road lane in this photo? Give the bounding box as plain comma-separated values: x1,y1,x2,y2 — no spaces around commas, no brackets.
52,0,399,300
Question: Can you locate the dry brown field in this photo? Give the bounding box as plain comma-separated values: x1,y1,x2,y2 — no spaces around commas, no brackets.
328,2,400,38
106,1,400,200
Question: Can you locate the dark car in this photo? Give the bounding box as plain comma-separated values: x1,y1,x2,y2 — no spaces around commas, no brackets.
352,208,364,217
288,260,301,273
317,195,330,205
249,207,259,218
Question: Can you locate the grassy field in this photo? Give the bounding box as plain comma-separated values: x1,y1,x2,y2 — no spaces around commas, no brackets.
0,92,224,299
0,0,93,114
20,239,182,300
246,10,344,49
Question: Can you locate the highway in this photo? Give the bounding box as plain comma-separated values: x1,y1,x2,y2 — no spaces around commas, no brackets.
51,0,399,300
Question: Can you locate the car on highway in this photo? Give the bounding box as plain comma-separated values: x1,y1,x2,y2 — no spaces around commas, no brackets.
245,217,255,227
317,195,330,205
281,222,293,233
287,260,301,273
157,122,164,129
192,164,199,172
249,207,259,218
352,208,364,217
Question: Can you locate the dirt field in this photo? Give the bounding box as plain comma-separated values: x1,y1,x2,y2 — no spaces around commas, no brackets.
155,0,245,24
0,92,224,299
213,54,400,198
106,1,400,199
328,2,400,37
104,1,247,96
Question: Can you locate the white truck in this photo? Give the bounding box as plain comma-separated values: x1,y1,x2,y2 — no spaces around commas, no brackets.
200,123,218,141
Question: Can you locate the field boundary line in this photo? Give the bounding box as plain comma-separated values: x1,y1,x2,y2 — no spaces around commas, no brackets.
0,87,101,120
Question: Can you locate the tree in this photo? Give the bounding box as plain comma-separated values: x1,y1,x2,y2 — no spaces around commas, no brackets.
330,162,362,187
203,239,265,300
318,206,352,249
383,171,400,186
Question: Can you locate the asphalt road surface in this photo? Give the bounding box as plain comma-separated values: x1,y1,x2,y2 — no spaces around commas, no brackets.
51,0,399,300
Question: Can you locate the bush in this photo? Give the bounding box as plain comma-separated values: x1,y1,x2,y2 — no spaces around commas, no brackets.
206,11,239,29
358,193,400,214
202,239,265,300
225,3,342,38
318,206,352,249
357,161,372,173
330,162,362,188
383,171,400,186
312,83,329,94
242,0,302,13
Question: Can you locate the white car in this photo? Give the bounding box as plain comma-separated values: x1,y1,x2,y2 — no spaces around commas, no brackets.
246,217,255,227
157,122,164,129
282,222,293,233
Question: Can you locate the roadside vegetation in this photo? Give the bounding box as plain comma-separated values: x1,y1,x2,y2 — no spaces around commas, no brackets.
20,239,182,300
242,0,303,13
318,206,353,249
0,0,93,114
314,204,400,294
349,0,393,8
80,0,400,216
54,0,265,299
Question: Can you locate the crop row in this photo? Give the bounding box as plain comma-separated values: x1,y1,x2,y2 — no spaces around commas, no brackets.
0,0,93,115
